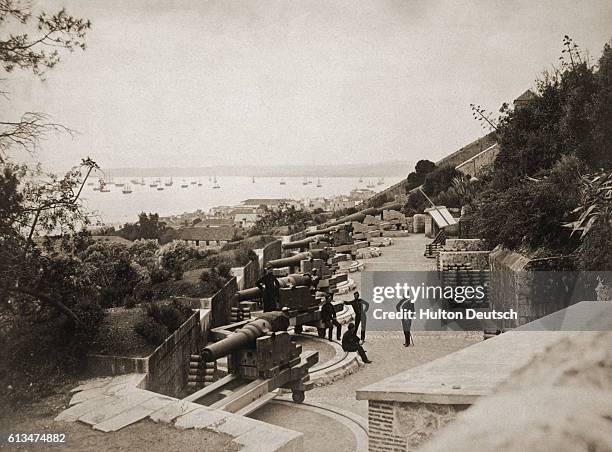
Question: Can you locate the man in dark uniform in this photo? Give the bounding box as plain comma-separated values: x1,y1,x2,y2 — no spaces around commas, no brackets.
396,298,414,347
321,294,341,341
342,323,372,363
345,291,370,341
256,264,280,312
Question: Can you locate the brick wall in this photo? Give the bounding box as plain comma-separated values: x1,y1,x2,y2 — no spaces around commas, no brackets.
368,400,469,452
146,312,202,397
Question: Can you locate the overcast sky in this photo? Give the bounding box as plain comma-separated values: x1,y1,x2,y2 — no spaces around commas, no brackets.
7,0,612,170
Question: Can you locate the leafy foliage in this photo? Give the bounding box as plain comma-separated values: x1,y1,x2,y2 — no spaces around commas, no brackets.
466,37,612,259
250,202,324,235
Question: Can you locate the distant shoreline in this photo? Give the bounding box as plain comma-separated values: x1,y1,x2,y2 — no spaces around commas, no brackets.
86,162,414,178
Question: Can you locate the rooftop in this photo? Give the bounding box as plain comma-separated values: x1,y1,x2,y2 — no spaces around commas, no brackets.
178,226,235,242
514,89,536,103
241,198,292,206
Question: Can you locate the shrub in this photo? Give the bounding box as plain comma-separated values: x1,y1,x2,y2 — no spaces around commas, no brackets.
0,299,103,406
216,262,233,279
150,267,171,284
199,268,229,296
134,317,167,345
144,300,191,334
467,160,581,253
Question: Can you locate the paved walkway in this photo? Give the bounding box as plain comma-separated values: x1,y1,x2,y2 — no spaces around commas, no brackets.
257,235,481,421
357,301,612,405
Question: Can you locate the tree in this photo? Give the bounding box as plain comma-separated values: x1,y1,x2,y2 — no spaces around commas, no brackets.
405,159,436,193
0,1,93,327
1,2,90,159
117,212,175,242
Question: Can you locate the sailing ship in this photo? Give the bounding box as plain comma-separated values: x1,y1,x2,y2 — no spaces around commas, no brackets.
165,177,173,187
122,184,133,194
197,180,202,187
181,180,189,188
358,176,363,183
252,176,255,183
377,177,385,185
316,177,322,187
366,180,375,188
302,177,309,186
280,178,286,185
212,176,220,189
157,185,164,191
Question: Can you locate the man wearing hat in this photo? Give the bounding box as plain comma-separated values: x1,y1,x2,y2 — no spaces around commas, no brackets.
256,264,281,312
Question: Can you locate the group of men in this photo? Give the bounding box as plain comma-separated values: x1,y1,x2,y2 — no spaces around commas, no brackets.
256,263,412,365
321,291,372,364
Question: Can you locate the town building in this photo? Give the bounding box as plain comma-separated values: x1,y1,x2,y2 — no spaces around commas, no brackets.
177,225,236,249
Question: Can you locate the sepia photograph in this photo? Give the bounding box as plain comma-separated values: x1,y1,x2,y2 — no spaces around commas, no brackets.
1,1,611,451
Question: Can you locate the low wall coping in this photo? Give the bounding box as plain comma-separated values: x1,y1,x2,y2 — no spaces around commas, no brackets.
356,301,612,405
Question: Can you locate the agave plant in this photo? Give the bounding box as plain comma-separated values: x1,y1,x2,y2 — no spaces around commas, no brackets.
450,174,479,206
565,171,612,239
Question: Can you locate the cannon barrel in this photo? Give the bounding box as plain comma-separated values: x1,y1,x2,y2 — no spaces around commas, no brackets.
282,235,325,249
267,252,311,269
202,312,290,361
302,225,346,238
324,202,402,228
234,273,313,302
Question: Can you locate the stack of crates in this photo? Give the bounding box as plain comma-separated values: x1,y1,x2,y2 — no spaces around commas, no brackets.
187,354,216,390
233,331,302,379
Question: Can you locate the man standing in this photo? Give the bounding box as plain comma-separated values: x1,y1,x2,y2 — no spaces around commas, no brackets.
321,294,341,341
396,298,414,347
345,291,370,341
342,323,372,363
256,264,280,312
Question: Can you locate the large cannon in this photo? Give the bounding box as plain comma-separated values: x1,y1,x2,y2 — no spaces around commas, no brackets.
232,273,313,303
321,202,403,229
195,311,318,406
266,249,331,269
201,311,290,362
282,235,326,250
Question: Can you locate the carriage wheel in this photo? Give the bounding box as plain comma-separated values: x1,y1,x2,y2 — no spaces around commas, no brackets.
292,390,305,404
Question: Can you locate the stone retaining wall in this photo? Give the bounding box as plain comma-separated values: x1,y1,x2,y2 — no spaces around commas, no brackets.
87,310,208,398
489,247,579,329
368,400,469,452
239,258,260,290
209,276,238,327
437,251,490,271
444,239,486,252
146,312,202,397
263,239,282,265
